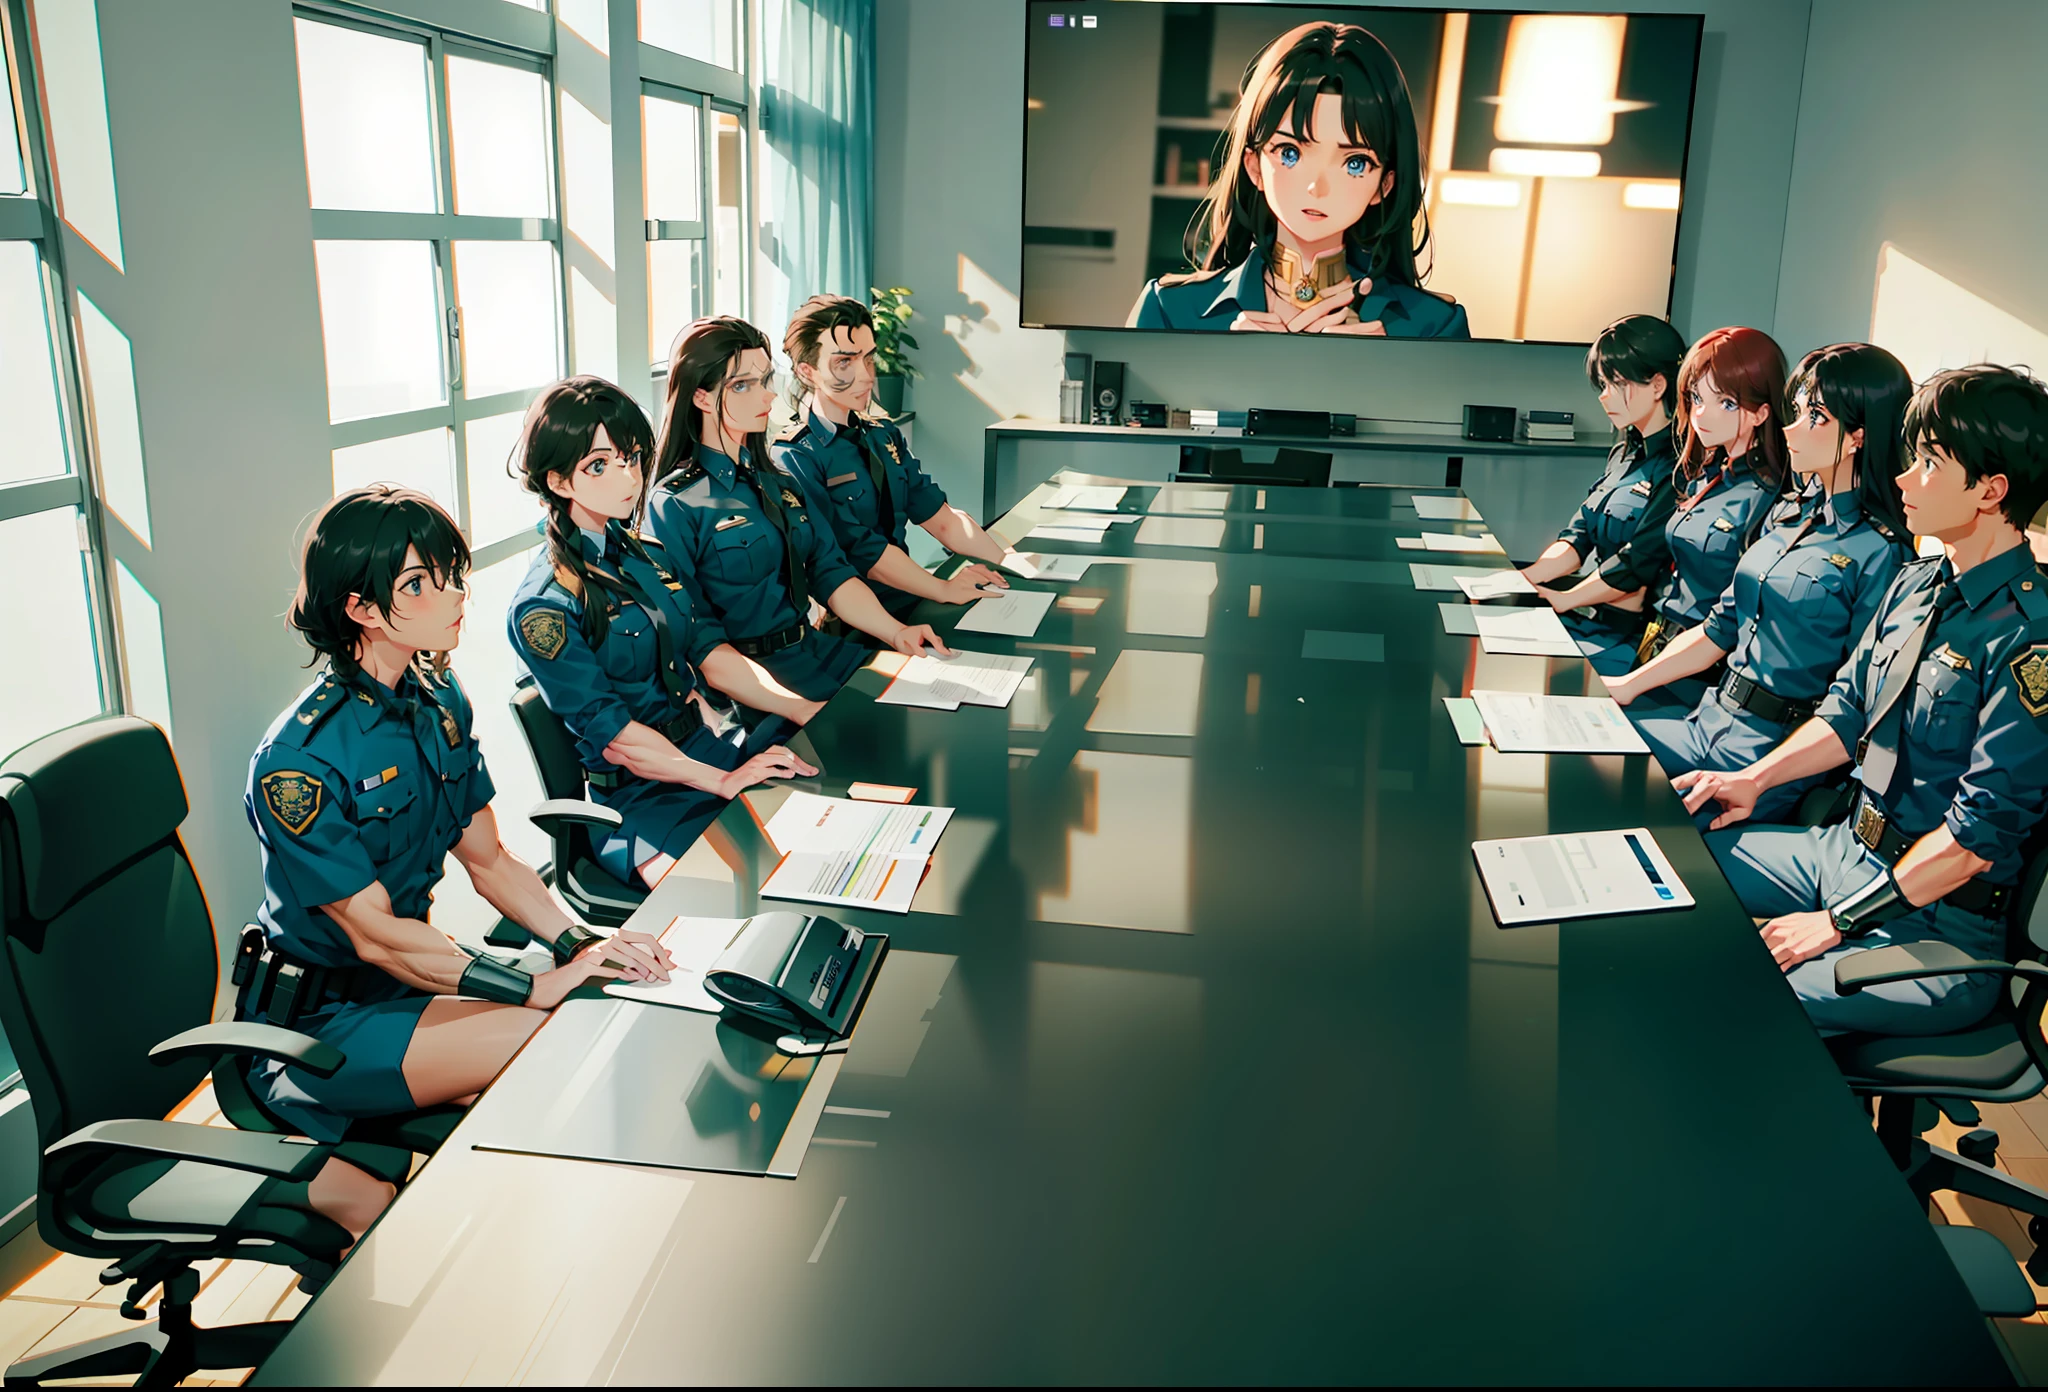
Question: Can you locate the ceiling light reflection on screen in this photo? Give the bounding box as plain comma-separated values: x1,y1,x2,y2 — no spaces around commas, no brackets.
1439,176,1523,208
1622,181,1682,211
1488,148,1602,179
1493,14,1630,146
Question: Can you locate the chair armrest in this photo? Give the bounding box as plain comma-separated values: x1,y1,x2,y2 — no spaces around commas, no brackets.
1834,941,2048,995
530,798,624,835
47,1120,329,1182
147,1022,344,1079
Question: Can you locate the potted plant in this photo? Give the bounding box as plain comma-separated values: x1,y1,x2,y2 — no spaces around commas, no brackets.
870,285,920,416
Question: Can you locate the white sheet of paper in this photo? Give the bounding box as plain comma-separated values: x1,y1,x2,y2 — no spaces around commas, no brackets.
760,792,955,915
1475,606,1580,656
1396,536,1425,550
1470,690,1650,754
1438,602,1482,636
1412,495,1481,521
1043,484,1127,511
1456,569,1539,600
878,651,1034,710
1421,531,1505,555
1024,524,1110,544
1411,563,1511,592
1472,828,1694,926
603,915,749,1012
954,588,1056,636
1001,551,1092,581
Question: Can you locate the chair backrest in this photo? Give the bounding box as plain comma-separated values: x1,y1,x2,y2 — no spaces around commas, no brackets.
0,718,216,1154
1268,448,1334,488
511,681,588,802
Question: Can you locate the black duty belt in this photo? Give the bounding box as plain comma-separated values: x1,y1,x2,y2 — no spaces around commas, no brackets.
585,711,704,790
1718,670,1818,726
1591,601,1652,636
1847,790,2012,919
731,624,806,659
231,927,386,1030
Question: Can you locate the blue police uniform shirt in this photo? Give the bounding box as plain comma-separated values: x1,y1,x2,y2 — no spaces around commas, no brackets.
247,664,495,966
774,409,949,612
1126,244,1470,339
1657,449,1779,629
1558,424,1678,592
1703,485,1909,701
507,522,714,767
645,445,859,642
1813,544,2048,884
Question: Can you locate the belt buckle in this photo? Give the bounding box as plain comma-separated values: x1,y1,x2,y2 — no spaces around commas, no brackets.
1854,800,1886,851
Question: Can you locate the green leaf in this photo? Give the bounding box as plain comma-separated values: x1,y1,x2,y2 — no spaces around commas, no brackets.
899,332,919,349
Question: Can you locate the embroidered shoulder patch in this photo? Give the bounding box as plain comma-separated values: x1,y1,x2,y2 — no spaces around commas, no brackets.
1827,553,1852,569
2009,644,2048,718
519,607,568,660
260,770,324,836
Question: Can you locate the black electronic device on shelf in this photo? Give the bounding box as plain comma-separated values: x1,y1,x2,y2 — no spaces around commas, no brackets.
1091,361,1125,424
702,911,888,1054
1245,407,1330,438
1463,405,1516,442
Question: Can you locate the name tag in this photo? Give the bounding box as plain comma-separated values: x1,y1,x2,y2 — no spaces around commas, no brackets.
826,472,859,487
714,514,750,532
355,766,399,793
1711,517,1735,533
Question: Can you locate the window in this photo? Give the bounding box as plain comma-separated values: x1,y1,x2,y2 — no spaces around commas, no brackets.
294,13,565,561
643,86,706,365
640,0,740,72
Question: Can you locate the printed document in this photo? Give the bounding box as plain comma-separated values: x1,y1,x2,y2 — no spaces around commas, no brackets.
760,792,954,915
876,651,1034,710
1411,563,1511,592
1412,495,1481,521
1475,607,1579,656
1473,828,1694,926
1420,531,1505,555
1043,484,1127,511
1002,551,1091,581
1470,690,1650,754
1455,569,1537,600
603,915,749,1013
955,587,1056,636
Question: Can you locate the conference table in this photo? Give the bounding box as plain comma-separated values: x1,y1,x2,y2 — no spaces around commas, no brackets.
256,473,2007,1384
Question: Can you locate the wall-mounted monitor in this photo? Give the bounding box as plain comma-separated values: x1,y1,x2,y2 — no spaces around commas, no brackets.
1021,4,1704,345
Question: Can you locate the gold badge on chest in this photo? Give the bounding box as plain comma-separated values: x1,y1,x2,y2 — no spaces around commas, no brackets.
1268,244,1351,305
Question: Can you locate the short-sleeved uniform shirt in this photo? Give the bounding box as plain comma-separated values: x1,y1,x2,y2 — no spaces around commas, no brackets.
1558,423,1678,594
1813,544,2048,885
774,409,949,616
646,446,866,700
1657,450,1779,629
1126,245,1471,339
507,523,745,879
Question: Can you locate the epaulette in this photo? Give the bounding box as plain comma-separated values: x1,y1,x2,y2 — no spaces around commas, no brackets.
1868,514,1903,544
775,419,812,446
2013,566,2048,624
277,671,347,747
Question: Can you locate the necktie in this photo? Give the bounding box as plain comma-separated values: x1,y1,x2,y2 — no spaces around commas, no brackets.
844,419,897,540
1858,570,1959,799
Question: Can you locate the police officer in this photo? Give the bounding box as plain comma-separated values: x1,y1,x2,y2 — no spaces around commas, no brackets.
506,377,821,890
244,485,671,1241
1621,326,1791,721
1525,315,1685,676
1679,365,2048,1036
775,294,1011,621
645,317,952,702
1611,344,1913,817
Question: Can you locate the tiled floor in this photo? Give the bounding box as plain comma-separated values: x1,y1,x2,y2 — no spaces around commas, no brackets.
0,1083,309,1387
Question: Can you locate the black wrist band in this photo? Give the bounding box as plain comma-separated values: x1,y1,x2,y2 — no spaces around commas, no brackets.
459,955,535,1006
552,923,603,967
1829,868,1911,938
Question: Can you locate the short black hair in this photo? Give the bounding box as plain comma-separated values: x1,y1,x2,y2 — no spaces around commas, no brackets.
1586,314,1687,417
1902,364,2048,532
289,485,471,679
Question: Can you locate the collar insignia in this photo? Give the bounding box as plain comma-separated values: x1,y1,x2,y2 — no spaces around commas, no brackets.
440,709,462,749
1711,517,1735,532
260,770,324,836
781,488,802,507
1827,553,1852,569
519,607,568,661
1628,480,1652,496
2010,645,2048,717
1933,643,1972,671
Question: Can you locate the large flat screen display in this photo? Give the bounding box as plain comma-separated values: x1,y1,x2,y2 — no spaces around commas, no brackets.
1022,4,1703,344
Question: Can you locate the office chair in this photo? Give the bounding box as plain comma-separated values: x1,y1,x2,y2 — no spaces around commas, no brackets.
1267,448,1335,488
1823,832,2048,1279
0,717,356,1385
507,682,645,930
1173,446,1332,489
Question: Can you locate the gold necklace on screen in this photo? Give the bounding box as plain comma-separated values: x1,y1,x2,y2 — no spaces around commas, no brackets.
1267,243,1350,305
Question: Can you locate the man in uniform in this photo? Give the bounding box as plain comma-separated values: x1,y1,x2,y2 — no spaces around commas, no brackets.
1676,365,2048,1035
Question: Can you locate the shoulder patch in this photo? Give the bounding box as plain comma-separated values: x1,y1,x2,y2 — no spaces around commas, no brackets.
519,606,569,660
2010,645,2048,718
260,770,325,836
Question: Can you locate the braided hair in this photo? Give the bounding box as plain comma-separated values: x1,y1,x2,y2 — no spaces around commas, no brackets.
511,375,655,648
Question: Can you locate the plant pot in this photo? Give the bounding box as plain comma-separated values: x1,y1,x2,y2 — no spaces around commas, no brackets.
875,373,908,417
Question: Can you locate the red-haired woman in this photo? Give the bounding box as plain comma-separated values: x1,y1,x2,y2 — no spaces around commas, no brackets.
1621,326,1792,722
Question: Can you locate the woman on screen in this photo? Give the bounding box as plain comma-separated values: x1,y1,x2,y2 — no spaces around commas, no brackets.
1125,21,1467,339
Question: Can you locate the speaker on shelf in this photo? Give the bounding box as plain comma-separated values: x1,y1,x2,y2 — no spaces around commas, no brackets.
1091,361,1125,424
1462,405,1516,442
1330,412,1357,437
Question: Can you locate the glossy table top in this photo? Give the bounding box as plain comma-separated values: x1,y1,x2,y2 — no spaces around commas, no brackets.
258,475,2007,1385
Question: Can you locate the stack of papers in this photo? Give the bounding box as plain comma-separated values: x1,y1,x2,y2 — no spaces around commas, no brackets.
1411,563,1513,592
1455,570,1537,600
1469,690,1649,754
1023,511,1140,543
955,587,1056,636
1043,483,1127,511
877,651,1035,710
603,915,748,1013
1472,829,1693,926
1474,607,1579,656
1001,551,1091,581
1413,531,1505,555
1412,495,1482,521
760,791,954,914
